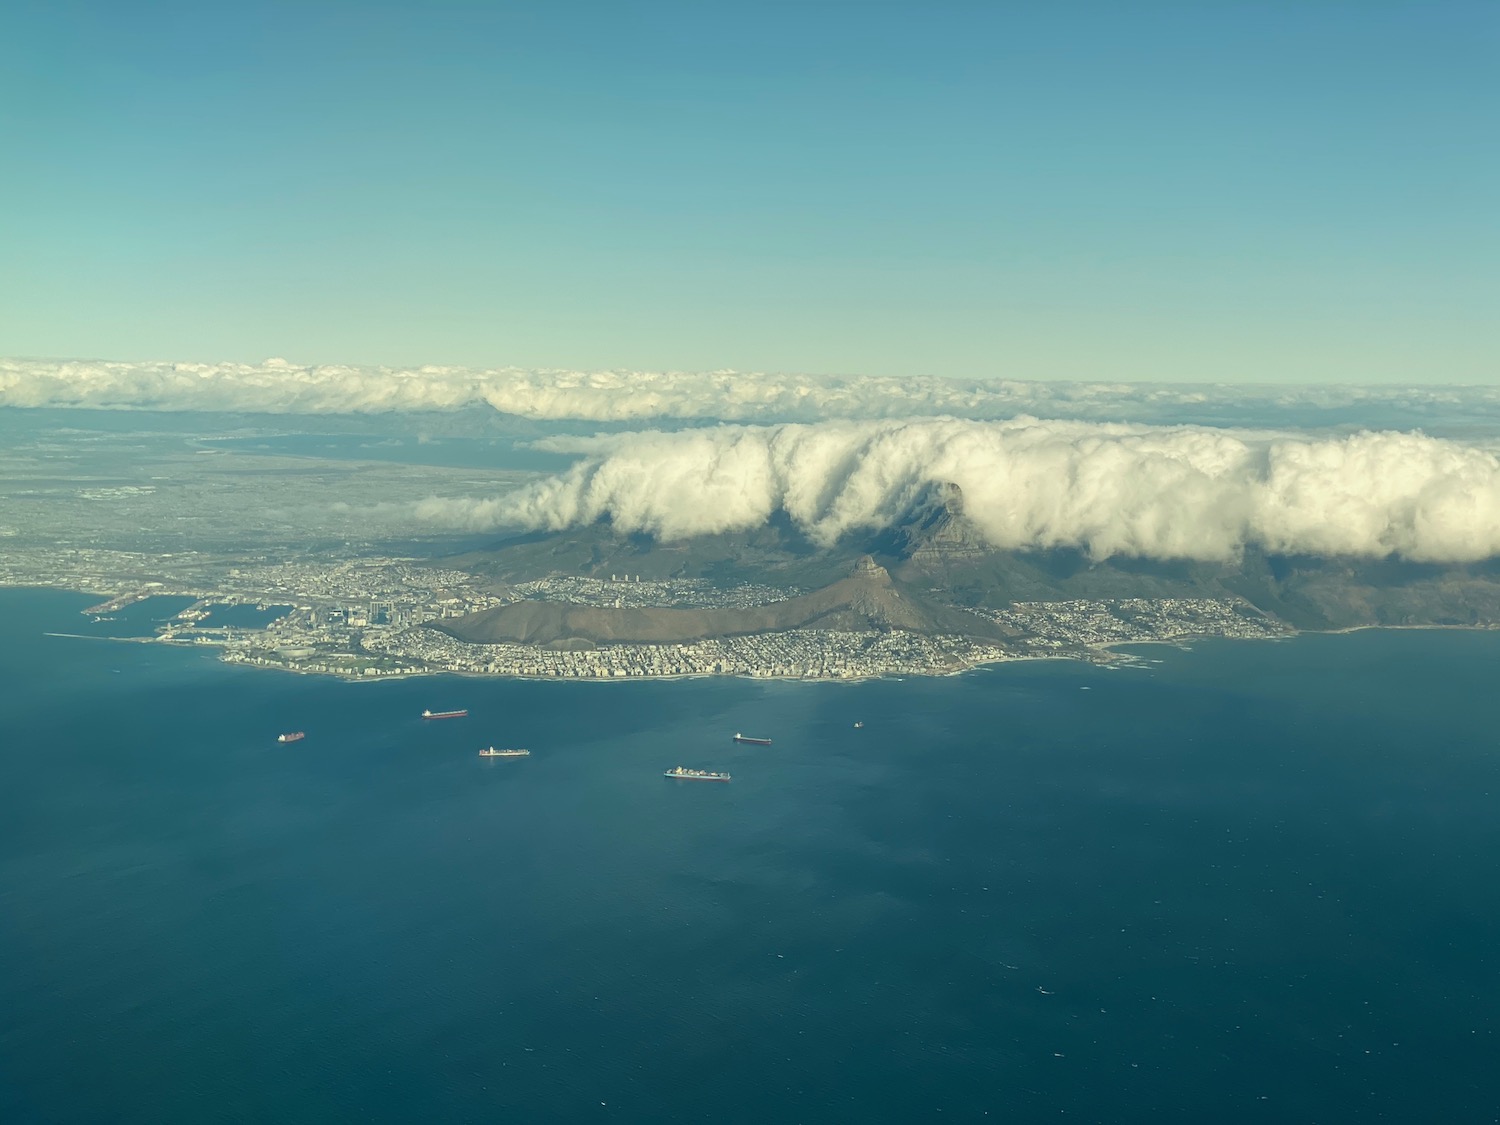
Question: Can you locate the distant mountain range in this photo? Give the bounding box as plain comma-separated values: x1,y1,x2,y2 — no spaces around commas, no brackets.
440,483,1500,643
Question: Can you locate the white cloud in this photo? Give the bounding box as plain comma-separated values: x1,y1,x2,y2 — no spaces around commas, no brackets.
5,356,1500,432
436,418,1500,563
14,356,1497,562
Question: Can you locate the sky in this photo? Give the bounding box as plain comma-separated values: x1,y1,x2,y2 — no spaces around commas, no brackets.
1,1,1495,384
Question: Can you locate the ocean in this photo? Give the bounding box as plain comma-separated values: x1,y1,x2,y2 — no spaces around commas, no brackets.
2,587,1497,1123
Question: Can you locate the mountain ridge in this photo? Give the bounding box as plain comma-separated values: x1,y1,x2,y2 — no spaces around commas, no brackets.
436,482,1500,635
438,556,1015,647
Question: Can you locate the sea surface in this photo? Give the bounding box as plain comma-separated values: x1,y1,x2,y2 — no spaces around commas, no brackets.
2,588,1498,1124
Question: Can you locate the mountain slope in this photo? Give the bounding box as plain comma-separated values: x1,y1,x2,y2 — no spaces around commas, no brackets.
438,557,1012,647
435,480,1500,633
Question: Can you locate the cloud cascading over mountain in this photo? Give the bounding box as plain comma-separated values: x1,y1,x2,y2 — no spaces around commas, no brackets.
5,356,1500,432
418,418,1500,564
12,356,1500,563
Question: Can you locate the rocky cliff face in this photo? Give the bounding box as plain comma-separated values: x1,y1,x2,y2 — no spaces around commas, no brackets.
438,483,1500,634
870,481,989,565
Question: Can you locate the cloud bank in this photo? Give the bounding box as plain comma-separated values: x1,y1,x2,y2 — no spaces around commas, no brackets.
4,356,1500,432
423,418,1500,564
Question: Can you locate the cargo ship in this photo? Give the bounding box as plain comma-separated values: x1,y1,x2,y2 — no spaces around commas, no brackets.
733,732,772,746
277,731,305,743
664,766,731,781
479,747,530,758
421,709,468,720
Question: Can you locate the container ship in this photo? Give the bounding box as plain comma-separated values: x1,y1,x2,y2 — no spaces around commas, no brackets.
479,747,530,758
422,709,468,720
664,766,732,781
733,732,772,746
277,731,305,743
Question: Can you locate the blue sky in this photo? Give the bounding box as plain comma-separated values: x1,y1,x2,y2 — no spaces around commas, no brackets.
1,1,1494,383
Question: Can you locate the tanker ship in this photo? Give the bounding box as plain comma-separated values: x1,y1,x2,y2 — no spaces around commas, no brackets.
664,766,732,782
733,732,772,746
421,709,468,720
277,731,305,743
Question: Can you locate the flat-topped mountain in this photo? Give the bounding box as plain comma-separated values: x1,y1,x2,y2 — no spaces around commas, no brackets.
870,481,988,563
437,481,1500,634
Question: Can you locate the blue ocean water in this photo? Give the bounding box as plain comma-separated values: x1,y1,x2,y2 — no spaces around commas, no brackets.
2,588,1498,1123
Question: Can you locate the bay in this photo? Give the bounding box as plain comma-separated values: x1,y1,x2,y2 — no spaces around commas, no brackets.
1,588,1497,1123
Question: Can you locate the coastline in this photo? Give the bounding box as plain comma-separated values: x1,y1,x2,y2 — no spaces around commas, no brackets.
46,620,1255,684
25,581,1499,685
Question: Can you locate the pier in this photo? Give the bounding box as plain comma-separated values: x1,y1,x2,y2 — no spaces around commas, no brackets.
82,588,160,615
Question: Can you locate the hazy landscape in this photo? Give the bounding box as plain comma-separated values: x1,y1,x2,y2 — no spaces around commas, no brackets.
6,390,1500,684
3,3,1496,1122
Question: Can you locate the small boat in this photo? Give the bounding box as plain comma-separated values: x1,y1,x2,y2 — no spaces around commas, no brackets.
733,732,772,746
853,721,864,729
277,731,305,743
479,747,530,758
663,766,731,782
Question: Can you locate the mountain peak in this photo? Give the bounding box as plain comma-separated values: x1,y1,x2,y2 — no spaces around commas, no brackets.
869,481,987,562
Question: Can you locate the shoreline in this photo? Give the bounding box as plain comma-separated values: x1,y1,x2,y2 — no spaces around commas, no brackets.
45,624,1269,684
43,624,1043,683
24,583,1500,685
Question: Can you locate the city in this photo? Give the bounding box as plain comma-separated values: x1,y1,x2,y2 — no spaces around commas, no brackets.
0,544,1291,680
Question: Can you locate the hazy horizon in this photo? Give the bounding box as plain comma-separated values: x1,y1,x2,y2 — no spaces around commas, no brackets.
3,2,1495,383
